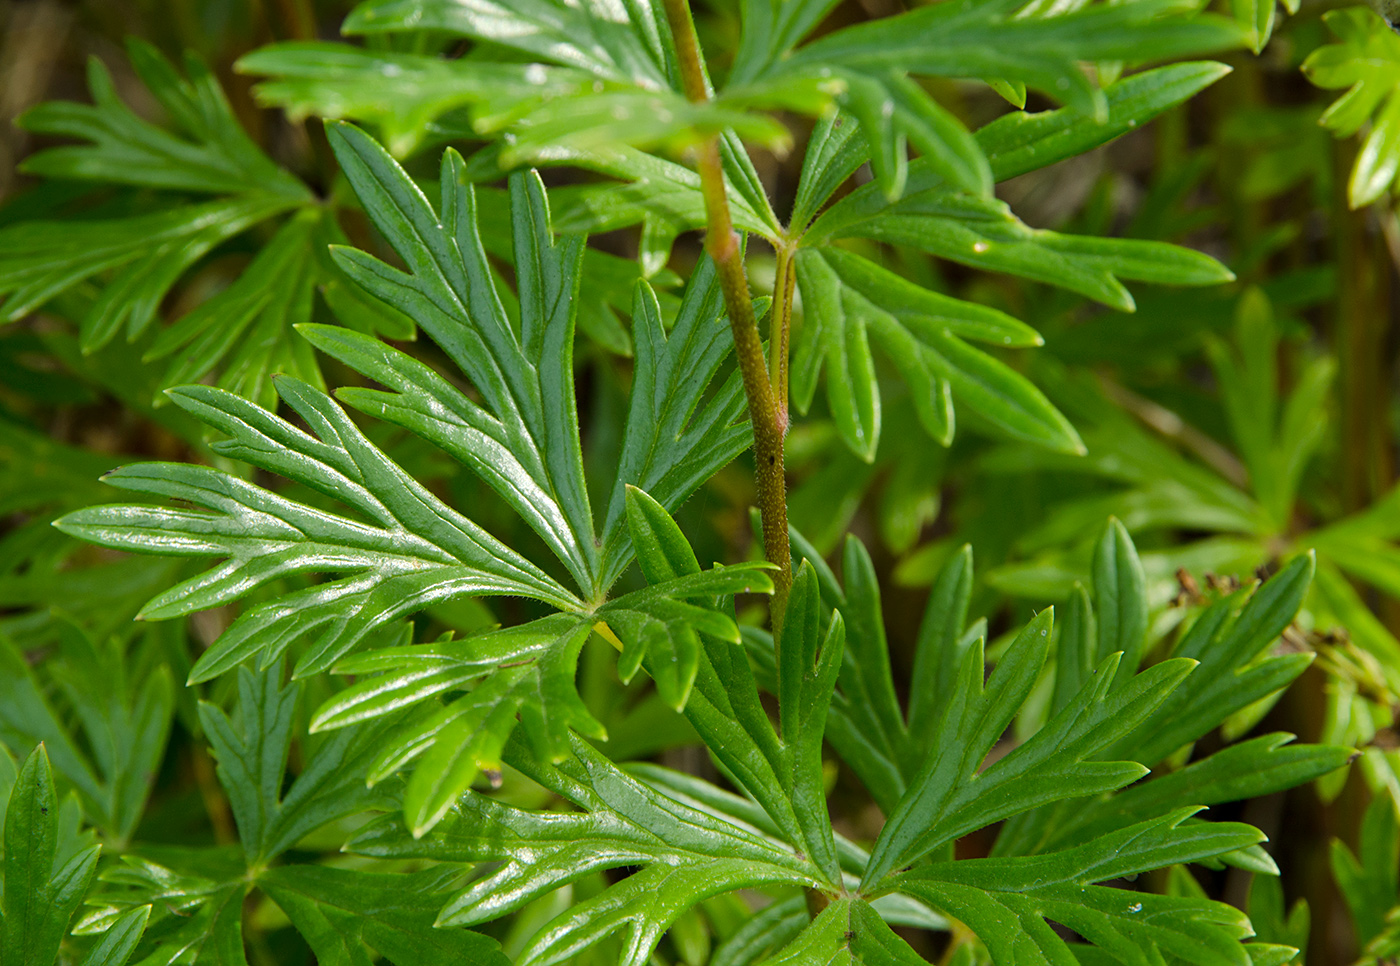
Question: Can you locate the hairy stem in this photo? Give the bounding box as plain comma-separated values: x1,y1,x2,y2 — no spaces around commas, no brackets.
771,242,797,433
662,0,792,632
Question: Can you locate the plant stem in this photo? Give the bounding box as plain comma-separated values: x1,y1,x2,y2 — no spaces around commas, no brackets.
771,242,797,432
662,0,792,633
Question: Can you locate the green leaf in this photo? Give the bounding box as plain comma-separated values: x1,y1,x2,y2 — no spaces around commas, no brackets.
343,0,673,90
2,746,102,966
791,110,867,233
143,211,324,412
327,123,600,593
79,858,249,966
1092,518,1149,683
0,196,295,351
260,865,509,966
895,809,1263,966
710,895,807,966
601,563,777,710
999,733,1350,861
908,544,976,747
350,734,825,966
3,40,311,355
624,485,702,585
399,623,602,835
774,0,1242,121
599,269,751,584
1110,552,1316,767
794,249,881,459
1206,289,1279,518
19,40,306,199
793,247,1076,456
1331,793,1399,948
1232,0,1276,54
1247,872,1309,954
543,142,775,241
777,562,844,883
77,905,150,966
729,0,845,85
56,376,578,683
0,626,174,844
832,69,991,200
978,62,1233,182
1053,583,1097,717
499,87,795,164
862,610,1195,889
1303,8,1400,207
312,537,765,834
807,178,1234,313
824,537,909,812
239,42,588,157
759,897,936,965
197,664,397,864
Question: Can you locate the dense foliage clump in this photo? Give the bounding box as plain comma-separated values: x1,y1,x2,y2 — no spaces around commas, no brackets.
3,0,1400,963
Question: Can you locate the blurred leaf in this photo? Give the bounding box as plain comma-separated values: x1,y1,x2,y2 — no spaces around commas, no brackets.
19,40,305,199
260,866,509,966
1304,8,1400,207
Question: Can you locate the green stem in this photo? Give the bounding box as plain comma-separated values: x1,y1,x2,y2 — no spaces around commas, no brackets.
771,242,797,433
662,0,792,634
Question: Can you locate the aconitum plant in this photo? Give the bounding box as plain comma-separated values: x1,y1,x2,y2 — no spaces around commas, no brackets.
0,0,1390,963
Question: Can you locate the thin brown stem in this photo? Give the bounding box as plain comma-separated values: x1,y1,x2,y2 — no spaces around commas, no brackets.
662,0,792,634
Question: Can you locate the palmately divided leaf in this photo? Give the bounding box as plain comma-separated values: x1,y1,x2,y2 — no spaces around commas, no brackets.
772,0,1242,121
1106,552,1317,766
793,246,1078,458
320,123,752,599
342,0,675,91
1303,8,1400,207
0,624,174,845
238,42,591,157
599,269,752,583
2,746,103,966
989,544,1347,890
4,39,310,351
292,490,769,836
198,664,397,865
894,809,1263,966
0,196,294,351
806,173,1234,313
0,37,409,407
18,39,306,199
259,865,509,966
978,61,1233,182
328,122,602,592
1008,733,1353,859
860,611,1193,889
56,375,578,683
348,734,825,966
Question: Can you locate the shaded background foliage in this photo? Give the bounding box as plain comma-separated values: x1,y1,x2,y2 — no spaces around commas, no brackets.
2,0,1400,963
